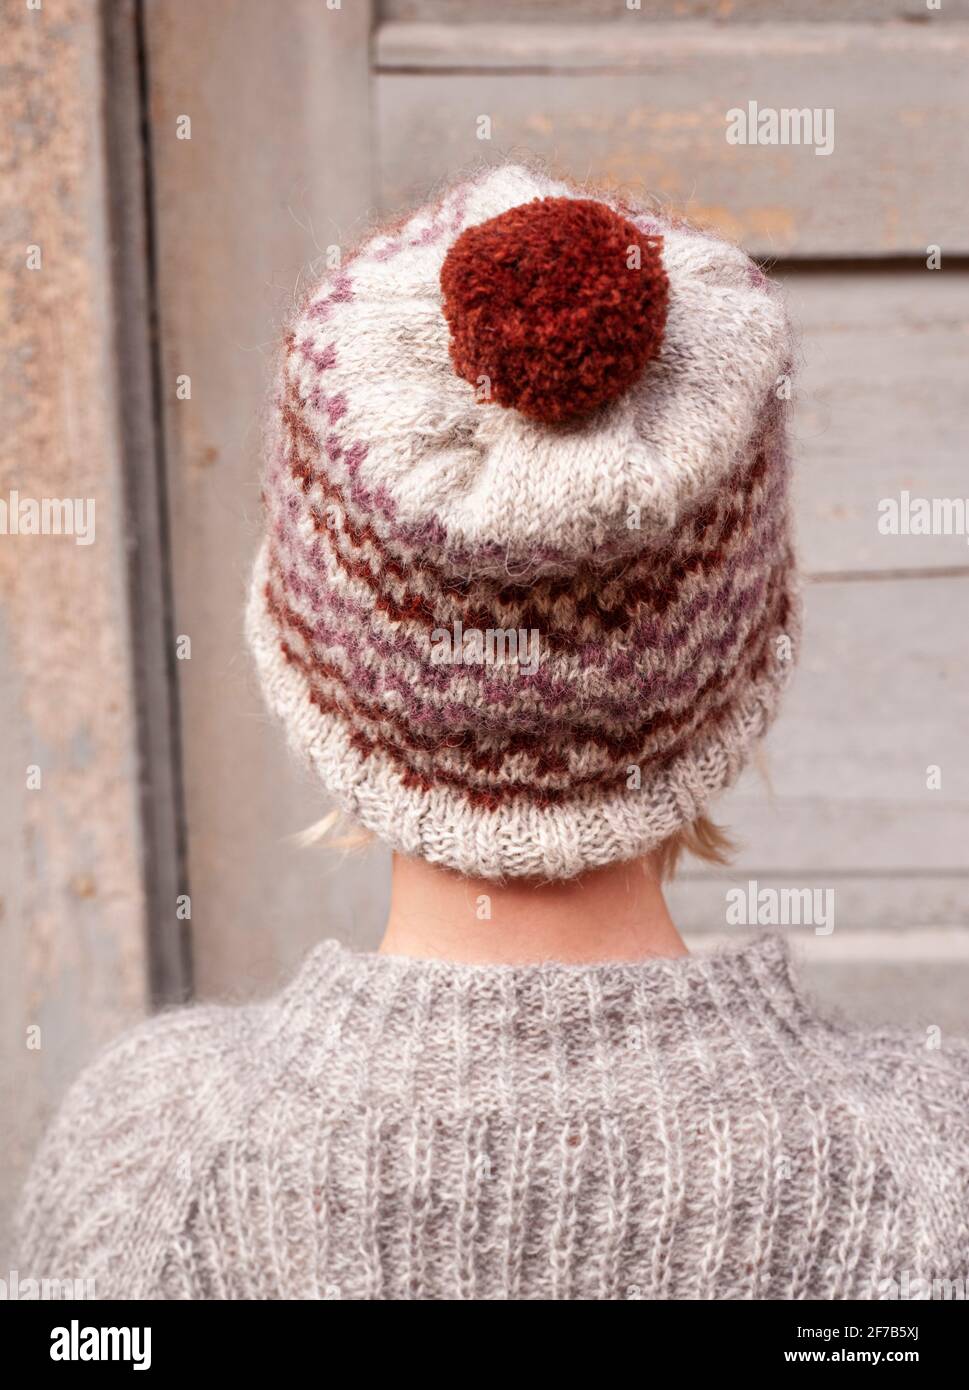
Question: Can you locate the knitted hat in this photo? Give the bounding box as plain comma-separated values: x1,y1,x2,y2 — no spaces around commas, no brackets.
247,163,799,880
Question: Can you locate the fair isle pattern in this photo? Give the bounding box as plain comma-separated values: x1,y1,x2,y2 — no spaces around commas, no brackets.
246,163,800,879
16,938,969,1300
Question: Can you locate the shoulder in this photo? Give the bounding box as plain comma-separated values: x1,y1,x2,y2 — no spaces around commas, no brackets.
15,995,264,1299
827,1023,969,1245
852,1024,969,1140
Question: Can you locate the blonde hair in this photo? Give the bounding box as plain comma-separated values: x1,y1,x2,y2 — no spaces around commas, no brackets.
298,809,734,882
650,813,735,883
295,809,375,853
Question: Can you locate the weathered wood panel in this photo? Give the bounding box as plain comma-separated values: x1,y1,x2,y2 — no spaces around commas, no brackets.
0,0,152,1267
381,1,969,22
376,23,969,255
780,269,969,577
759,575,967,821
144,0,387,999
145,0,968,1002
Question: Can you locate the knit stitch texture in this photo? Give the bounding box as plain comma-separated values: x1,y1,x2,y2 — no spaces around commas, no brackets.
17,936,969,1300
247,163,800,880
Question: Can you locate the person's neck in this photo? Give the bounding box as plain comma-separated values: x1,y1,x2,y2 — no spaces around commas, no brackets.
378,852,688,966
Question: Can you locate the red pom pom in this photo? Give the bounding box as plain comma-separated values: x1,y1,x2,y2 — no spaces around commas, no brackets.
440,196,669,425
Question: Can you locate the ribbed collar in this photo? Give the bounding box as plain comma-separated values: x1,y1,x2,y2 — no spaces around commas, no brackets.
300,931,797,999
269,934,827,1099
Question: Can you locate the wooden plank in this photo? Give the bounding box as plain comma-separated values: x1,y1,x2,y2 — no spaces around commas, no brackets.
144,0,385,999
759,575,968,829
377,19,969,65
676,794,968,876
375,23,969,255
381,1,969,22
0,0,151,1267
779,269,969,577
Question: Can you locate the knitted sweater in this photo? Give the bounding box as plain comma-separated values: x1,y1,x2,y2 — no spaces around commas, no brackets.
16,936,969,1301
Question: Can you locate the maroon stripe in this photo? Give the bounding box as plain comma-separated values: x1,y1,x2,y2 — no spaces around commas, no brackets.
265,572,789,800
266,541,780,737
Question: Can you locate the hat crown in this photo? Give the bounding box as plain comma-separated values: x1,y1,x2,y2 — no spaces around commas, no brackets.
277,164,790,577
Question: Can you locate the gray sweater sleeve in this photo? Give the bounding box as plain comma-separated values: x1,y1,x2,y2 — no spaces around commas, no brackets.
14,1004,239,1299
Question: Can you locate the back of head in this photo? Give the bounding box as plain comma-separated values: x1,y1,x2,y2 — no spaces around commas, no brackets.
247,163,798,881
